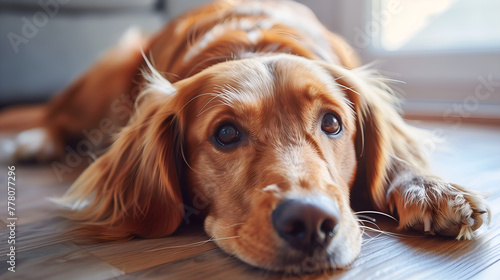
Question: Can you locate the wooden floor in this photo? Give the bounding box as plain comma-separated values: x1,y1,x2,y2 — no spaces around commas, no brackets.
1,120,499,280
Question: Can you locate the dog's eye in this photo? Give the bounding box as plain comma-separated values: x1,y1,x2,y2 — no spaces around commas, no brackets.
215,123,241,146
321,113,342,136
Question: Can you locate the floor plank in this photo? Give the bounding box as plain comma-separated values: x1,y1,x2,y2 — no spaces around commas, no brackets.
0,217,74,254
116,249,283,280
0,242,123,280
0,166,77,226
81,226,218,274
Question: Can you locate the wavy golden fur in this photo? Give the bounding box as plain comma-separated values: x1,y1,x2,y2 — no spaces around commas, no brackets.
0,0,489,272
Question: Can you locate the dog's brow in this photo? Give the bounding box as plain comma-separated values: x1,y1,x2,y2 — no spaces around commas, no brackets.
215,61,275,107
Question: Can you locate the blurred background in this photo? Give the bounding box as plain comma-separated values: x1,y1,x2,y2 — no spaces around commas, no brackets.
1,0,499,122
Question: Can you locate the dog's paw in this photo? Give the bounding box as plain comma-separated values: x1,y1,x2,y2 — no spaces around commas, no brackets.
387,175,490,240
0,128,63,163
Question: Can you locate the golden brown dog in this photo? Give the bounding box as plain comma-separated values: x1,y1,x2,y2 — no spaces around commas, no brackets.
0,0,490,272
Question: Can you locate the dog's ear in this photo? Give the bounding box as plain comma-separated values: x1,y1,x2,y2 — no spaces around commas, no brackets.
318,63,426,211
56,90,184,241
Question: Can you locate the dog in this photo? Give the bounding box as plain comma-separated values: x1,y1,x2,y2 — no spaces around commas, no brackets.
0,0,490,272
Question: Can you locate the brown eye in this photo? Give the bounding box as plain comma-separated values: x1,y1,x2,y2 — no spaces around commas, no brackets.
215,123,241,146
321,113,342,136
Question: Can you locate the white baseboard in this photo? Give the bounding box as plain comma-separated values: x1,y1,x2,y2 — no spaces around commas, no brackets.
402,100,500,121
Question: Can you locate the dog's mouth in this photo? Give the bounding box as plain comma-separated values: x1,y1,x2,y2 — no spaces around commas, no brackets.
204,194,362,273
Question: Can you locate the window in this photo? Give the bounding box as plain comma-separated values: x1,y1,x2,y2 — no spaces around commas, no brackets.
302,0,500,120
376,0,500,52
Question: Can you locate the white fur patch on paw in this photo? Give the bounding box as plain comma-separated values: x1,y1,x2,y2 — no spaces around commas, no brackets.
387,175,490,240
13,128,60,162
0,138,16,163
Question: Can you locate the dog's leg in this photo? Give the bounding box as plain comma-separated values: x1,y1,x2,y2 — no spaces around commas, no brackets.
0,28,147,162
386,170,490,240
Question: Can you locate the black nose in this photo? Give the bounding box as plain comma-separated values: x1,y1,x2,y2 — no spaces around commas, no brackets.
272,198,340,252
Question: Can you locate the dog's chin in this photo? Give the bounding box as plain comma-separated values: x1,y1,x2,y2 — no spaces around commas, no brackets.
256,249,359,273
264,234,361,273
278,258,349,275
222,239,361,273
205,215,362,273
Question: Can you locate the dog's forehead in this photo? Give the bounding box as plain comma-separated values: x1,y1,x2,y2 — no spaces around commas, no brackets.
215,58,276,104
208,55,344,109
261,54,339,91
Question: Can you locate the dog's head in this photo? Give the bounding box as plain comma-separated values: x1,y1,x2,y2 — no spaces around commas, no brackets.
62,54,396,271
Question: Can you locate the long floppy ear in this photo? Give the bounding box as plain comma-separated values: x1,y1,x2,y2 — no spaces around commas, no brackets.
56,89,184,241
318,62,428,211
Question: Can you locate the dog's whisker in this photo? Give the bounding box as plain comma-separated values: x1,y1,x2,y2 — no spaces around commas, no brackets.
336,83,361,96
360,229,377,242
196,93,230,116
370,77,407,85
359,219,385,245
359,220,425,239
146,240,212,251
195,85,241,115
356,216,383,232
357,218,381,228
354,210,399,223
331,74,347,82
178,136,199,174
209,235,242,242
361,231,384,246
176,92,219,119
359,225,421,239
197,104,229,116
146,235,241,252
197,94,220,116
356,211,420,242
359,222,367,238
355,215,376,223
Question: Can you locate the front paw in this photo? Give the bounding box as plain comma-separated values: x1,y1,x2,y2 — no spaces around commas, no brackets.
0,128,63,163
387,175,490,240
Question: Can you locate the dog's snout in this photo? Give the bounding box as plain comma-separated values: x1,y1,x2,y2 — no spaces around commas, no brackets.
272,198,340,252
